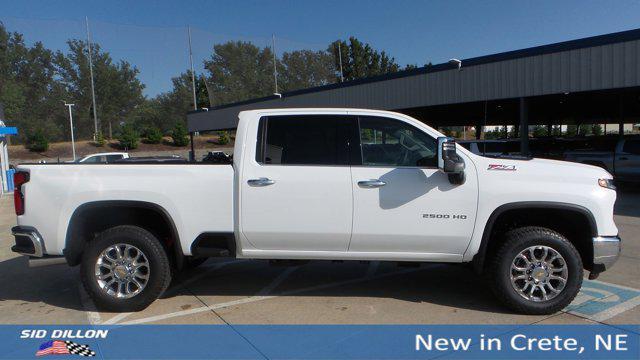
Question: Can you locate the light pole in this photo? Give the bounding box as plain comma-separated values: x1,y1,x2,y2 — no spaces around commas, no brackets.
64,102,76,161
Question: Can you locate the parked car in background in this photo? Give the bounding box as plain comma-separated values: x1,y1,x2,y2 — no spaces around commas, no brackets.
113,155,188,164
564,136,640,182
75,152,129,163
202,151,232,164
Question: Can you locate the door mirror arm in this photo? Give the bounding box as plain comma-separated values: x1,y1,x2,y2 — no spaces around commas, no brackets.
437,137,466,185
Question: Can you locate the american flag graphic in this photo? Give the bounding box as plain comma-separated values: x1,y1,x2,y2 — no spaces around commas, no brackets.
36,340,96,357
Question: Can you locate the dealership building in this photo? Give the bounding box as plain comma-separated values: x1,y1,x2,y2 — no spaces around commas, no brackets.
188,28,640,154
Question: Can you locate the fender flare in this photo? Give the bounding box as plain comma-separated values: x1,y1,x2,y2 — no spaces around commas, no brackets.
472,201,598,273
63,200,184,267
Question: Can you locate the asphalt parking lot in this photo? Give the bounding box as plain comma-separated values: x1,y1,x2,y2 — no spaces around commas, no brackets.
0,192,638,327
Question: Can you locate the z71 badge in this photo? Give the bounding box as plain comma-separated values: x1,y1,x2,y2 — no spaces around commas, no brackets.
488,164,516,171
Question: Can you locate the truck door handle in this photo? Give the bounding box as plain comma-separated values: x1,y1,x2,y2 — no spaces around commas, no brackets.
247,178,275,187
358,179,386,188
619,157,628,161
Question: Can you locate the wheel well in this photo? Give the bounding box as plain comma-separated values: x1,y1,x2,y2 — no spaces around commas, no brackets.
64,201,183,267
474,204,596,273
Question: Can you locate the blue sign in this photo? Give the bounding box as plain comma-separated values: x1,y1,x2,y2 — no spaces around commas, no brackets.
0,127,17,136
1,325,638,359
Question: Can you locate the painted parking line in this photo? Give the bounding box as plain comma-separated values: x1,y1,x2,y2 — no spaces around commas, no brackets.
567,279,640,322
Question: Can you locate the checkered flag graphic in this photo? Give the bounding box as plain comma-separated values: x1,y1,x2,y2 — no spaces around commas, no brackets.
65,341,96,357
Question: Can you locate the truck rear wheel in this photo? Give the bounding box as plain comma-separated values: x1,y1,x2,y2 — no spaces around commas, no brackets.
489,226,583,315
80,225,171,312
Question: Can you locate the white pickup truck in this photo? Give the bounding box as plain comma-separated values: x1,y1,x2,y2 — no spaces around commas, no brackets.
11,109,621,314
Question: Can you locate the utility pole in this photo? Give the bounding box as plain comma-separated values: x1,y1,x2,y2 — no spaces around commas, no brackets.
337,43,344,82
272,34,279,95
64,103,77,161
85,17,98,140
188,26,197,111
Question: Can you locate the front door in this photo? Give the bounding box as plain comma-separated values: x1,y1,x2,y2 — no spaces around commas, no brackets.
240,114,355,251
349,116,478,257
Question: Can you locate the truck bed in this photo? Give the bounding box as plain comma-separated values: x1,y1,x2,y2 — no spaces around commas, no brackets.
16,164,234,256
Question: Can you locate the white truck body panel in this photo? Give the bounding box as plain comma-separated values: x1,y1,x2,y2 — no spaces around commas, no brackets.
17,165,234,256
15,108,617,263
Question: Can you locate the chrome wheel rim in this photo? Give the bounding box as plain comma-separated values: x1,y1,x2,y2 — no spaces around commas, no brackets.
95,244,150,299
510,245,568,302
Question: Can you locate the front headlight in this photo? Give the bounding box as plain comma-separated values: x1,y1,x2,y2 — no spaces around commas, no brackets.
598,178,616,191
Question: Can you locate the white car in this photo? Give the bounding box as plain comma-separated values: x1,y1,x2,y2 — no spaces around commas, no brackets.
76,152,129,163
10,109,620,314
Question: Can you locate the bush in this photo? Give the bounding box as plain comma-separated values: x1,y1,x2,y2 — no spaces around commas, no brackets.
171,122,189,147
95,131,106,147
26,129,49,152
217,131,230,145
117,124,140,150
145,127,163,144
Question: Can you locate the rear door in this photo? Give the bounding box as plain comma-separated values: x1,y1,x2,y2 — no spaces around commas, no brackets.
240,114,356,251
616,139,640,181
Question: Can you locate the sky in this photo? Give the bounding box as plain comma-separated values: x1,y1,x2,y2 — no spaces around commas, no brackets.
2,0,640,97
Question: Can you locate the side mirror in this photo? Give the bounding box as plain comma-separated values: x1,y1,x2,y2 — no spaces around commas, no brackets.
437,137,465,184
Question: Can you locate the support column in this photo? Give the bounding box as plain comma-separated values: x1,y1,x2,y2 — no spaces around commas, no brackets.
189,132,195,162
619,95,625,137
519,97,529,156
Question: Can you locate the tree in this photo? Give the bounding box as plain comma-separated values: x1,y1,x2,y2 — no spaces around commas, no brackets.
532,125,548,137
54,39,145,139
171,121,189,147
26,128,49,152
0,23,66,143
145,127,163,144
592,124,603,136
280,50,334,92
204,41,274,106
552,125,562,136
95,131,106,147
217,131,230,145
116,124,139,150
328,37,400,82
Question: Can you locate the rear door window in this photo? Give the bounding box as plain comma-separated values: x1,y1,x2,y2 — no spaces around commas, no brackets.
256,115,354,166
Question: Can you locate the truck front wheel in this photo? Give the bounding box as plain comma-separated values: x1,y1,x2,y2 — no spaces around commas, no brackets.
80,225,172,312
489,226,583,315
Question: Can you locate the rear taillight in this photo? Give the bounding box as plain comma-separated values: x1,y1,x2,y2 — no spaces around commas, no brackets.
13,171,29,216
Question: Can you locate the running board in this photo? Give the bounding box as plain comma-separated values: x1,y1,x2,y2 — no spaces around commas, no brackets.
28,256,67,268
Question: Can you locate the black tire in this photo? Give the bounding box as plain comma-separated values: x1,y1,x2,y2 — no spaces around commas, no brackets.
489,226,583,315
80,225,172,312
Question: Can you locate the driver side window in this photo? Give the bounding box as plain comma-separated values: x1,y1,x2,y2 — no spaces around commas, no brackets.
359,116,437,167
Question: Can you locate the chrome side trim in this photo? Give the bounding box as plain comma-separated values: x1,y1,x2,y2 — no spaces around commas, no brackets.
11,230,44,257
593,236,621,270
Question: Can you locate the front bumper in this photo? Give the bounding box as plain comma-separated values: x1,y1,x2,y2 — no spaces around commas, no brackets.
593,236,622,271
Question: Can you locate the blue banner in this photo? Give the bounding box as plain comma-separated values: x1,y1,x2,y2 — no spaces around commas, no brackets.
2,325,638,359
